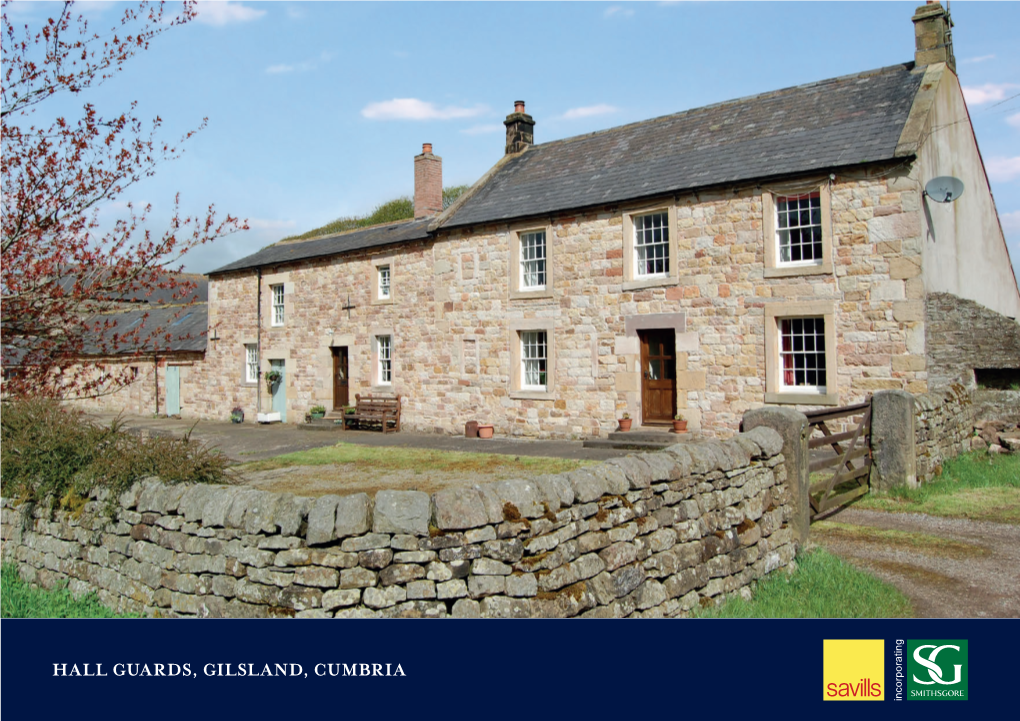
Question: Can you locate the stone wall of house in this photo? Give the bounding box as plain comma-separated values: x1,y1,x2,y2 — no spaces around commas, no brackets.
925,292,1020,389
913,382,975,483
1,428,796,618
67,353,205,418
972,389,1020,426
188,166,927,440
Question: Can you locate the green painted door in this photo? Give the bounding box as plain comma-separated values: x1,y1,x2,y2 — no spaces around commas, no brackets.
165,365,181,416
270,359,286,422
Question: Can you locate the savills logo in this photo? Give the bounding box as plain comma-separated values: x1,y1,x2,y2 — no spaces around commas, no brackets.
823,639,884,700
906,640,968,700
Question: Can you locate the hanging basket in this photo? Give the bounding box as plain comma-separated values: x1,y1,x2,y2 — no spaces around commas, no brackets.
264,370,282,391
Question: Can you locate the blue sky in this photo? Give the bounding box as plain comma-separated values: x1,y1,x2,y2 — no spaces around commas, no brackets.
7,1,1020,279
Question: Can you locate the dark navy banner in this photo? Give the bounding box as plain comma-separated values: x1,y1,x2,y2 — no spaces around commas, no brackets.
0,619,1013,719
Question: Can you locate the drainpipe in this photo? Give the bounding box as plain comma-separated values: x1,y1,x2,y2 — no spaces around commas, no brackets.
153,354,160,416
256,268,262,414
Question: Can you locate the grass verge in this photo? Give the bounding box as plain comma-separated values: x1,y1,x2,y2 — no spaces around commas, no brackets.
854,452,1020,523
693,548,913,618
1,564,136,618
239,443,593,476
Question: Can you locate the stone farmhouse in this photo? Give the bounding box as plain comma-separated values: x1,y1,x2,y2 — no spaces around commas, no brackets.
84,3,1020,438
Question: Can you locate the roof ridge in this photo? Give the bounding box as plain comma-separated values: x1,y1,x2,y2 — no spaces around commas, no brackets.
531,62,916,152
278,216,425,246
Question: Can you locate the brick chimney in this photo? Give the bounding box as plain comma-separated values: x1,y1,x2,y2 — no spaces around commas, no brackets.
912,1,956,73
504,100,535,155
414,143,443,218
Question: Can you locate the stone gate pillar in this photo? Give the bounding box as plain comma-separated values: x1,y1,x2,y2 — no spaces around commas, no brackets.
870,390,917,490
742,407,810,548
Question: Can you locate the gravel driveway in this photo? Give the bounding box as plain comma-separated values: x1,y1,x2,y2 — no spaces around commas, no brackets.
814,507,1020,618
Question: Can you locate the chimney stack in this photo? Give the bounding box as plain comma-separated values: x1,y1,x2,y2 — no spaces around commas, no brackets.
414,143,443,218
504,100,535,155
912,2,956,73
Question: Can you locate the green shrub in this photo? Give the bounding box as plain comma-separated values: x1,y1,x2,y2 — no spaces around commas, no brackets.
1,399,231,507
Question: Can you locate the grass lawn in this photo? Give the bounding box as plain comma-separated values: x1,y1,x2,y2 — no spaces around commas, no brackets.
853,452,1020,524
694,548,913,618
235,443,595,497
1,564,137,618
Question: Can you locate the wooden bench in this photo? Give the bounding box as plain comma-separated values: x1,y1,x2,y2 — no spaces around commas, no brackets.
343,393,401,433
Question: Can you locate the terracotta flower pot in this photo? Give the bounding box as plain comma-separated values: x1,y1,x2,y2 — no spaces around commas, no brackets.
477,424,494,439
672,419,688,433
618,418,632,432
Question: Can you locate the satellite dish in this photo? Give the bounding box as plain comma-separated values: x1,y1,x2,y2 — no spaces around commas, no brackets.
924,176,965,203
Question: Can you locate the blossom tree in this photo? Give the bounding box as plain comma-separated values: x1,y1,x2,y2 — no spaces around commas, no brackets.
1,0,246,398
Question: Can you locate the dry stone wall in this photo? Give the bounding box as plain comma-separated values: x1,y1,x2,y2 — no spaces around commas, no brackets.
913,382,974,483
1,428,796,618
925,291,1020,389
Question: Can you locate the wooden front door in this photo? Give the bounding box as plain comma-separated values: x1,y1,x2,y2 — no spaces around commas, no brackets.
640,330,676,424
332,346,349,411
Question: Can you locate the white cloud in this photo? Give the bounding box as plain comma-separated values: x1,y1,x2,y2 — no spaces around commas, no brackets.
266,51,333,75
962,54,996,64
1007,112,1020,129
962,83,1018,106
986,156,1020,182
560,104,619,120
604,6,635,19
361,99,489,121
460,124,505,135
1001,210,1020,234
194,2,266,26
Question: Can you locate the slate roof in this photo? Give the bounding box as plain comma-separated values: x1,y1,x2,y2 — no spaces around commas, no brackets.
80,304,208,355
207,62,925,273
443,63,925,228
209,217,433,275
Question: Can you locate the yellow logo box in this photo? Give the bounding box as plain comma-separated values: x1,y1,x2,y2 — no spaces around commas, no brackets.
823,639,885,701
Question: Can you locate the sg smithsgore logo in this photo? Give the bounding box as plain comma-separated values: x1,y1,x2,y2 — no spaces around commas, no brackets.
906,640,968,700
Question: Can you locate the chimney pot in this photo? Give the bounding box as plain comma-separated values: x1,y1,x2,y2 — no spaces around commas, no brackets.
504,100,536,155
414,143,443,218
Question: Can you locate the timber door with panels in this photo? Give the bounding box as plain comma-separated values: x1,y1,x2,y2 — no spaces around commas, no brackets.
165,365,181,416
639,329,677,424
332,346,349,411
270,359,286,422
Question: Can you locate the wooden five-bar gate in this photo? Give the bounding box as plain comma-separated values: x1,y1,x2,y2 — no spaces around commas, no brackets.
804,400,873,520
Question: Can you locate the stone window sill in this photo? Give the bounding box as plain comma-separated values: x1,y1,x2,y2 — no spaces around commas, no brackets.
509,289,554,301
764,391,839,406
622,276,678,292
509,390,555,401
764,263,833,279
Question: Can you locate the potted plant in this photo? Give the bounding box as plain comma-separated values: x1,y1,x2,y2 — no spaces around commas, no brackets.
264,369,282,392
618,412,632,432
672,412,688,433
309,404,326,420
230,406,244,423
